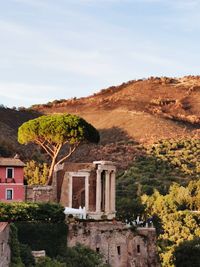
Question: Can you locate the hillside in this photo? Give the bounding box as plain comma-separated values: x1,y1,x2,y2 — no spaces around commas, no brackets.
1,77,199,267
32,76,200,143
0,76,200,170
0,107,40,158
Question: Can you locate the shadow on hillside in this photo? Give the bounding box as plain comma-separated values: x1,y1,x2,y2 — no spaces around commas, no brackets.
0,106,41,129
98,126,138,145
67,126,141,171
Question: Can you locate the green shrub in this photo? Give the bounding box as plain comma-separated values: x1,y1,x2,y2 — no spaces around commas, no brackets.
0,202,65,222
173,238,200,267
36,257,66,267
15,222,67,258
58,244,108,267
9,223,24,267
20,243,35,267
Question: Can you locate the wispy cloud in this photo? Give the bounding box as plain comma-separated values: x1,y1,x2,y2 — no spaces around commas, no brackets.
0,20,29,36
0,0,199,107
0,83,65,106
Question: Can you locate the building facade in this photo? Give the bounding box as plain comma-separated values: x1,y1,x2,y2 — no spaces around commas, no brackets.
0,157,25,202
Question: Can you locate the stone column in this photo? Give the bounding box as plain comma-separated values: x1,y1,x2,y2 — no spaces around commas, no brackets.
69,175,72,208
96,170,102,213
110,171,116,213
105,170,111,213
85,174,89,211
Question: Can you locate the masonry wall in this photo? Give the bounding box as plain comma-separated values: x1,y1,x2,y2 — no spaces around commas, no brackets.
25,185,55,202
67,221,159,267
0,223,10,267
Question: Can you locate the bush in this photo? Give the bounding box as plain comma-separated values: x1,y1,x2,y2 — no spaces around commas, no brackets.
20,243,35,267
174,238,200,267
36,257,66,267
9,223,24,267
58,244,108,267
15,222,67,258
0,202,65,222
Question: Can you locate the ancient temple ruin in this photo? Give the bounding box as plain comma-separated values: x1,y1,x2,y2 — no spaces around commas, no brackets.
54,161,116,220
25,160,159,266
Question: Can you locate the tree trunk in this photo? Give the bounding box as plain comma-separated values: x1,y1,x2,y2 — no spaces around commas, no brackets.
46,144,62,185
46,156,56,185
45,144,77,185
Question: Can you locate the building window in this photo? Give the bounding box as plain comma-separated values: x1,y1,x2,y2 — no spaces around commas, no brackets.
117,246,121,256
6,189,13,200
6,168,14,179
137,245,140,254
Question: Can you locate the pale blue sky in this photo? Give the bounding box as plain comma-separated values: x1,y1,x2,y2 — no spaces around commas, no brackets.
0,0,200,107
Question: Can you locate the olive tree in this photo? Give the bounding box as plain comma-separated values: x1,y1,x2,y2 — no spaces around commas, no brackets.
18,114,100,184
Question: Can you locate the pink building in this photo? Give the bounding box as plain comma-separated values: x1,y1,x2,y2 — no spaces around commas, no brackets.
0,157,25,202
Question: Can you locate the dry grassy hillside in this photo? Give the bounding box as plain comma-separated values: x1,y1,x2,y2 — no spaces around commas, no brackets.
1,76,200,170
33,76,200,143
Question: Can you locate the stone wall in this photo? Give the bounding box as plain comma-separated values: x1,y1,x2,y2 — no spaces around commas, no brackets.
67,221,159,267
25,185,55,202
0,223,10,267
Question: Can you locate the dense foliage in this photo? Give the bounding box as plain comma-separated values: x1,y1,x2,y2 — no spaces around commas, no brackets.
16,222,67,258
149,139,200,179
35,257,65,267
12,222,107,267
142,181,200,266
18,114,100,184
173,238,200,267
116,139,200,219
58,244,109,267
17,244,108,267
0,202,65,222
9,224,24,267
20,243,35,267
24,160,49,185
116,138,200,265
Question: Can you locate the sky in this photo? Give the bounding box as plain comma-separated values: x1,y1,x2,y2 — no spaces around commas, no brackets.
0,0,200,107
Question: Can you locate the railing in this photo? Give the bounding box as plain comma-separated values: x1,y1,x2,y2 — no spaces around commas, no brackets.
6,178,15,183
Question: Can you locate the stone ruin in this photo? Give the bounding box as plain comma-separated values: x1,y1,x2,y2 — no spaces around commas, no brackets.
68,221,159,267
25,161,160,267
54,160,116,220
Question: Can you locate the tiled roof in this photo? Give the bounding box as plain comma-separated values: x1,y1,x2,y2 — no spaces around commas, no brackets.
0,157,25,167
0,222,9,232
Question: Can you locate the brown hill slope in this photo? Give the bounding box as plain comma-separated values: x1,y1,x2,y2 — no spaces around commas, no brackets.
1,76,199,171
32,76,200,144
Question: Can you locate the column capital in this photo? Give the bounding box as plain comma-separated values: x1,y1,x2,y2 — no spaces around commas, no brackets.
106,170,112,175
